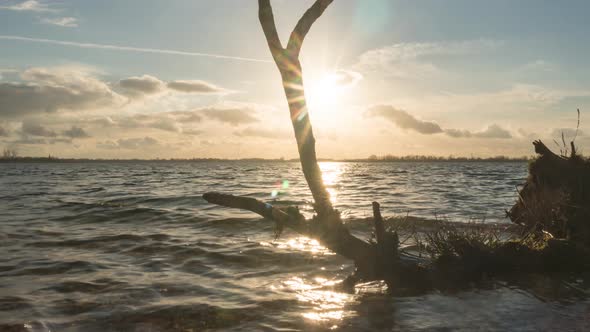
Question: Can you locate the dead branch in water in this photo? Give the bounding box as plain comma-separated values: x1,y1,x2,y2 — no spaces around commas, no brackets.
204,2,590,291
204,0,396,281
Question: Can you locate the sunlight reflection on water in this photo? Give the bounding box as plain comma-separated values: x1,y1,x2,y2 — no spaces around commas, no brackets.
260,236,335,256
5,162,580,331
264,233,357,328
320,162,343,204
281,276,354,327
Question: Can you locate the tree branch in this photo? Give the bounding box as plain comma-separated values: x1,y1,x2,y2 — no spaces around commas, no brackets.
372,201,386,245
257,0,334,217
203,192,377,270
258,0,284,61
220,0,385,278
203,192,309,236
286,0,334,57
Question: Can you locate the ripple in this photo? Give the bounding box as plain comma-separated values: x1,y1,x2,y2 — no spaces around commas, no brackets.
2,161,588,331
3,260,107,277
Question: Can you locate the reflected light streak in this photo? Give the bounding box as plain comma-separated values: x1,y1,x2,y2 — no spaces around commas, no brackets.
281,276,355,325
320,162,343,204
268,236,335,256
264,236,356,326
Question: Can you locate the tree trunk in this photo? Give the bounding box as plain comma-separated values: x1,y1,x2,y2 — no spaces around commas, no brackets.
205,0,385,279
258,0,334,217
283,65,332,217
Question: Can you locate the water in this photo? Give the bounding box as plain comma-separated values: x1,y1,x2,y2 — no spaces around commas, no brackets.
0,161,589,331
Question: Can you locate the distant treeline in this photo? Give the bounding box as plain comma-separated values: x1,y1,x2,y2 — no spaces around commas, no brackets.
0,155,531,163
355,154,531,162
0,156,291,163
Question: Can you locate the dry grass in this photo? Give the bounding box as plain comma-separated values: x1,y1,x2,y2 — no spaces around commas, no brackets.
510,148,590,247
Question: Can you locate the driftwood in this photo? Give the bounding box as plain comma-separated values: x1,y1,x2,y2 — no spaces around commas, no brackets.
204,0,400,282
203,192,378,277
204,1,590,291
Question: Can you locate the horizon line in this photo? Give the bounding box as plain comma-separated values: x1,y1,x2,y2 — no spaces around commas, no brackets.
0,35,272,63
0,155,533,162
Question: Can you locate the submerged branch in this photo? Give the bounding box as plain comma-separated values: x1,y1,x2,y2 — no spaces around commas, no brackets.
202,192,307,233
203,192,380,276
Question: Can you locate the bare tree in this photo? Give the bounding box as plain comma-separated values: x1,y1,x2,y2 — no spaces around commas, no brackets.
202,1,590,290
2,148,18,159
204,0,401,282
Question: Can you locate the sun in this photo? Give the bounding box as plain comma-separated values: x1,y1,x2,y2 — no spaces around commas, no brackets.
308,73,342,107
307,71,361,111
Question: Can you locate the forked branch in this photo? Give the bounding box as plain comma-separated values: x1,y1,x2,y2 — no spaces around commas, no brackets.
205,0,391,281
258,0,283,61
287,0,334,57
257,0,335,216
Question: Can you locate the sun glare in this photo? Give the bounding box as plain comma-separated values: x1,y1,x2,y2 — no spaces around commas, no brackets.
307,71,361,111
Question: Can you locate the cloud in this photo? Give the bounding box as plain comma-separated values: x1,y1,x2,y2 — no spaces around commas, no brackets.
118,137,159,149
21,121,57,137
330,70,363,87
150,118,182,133
41,17,78,28
167,80,226,94
183,129,202,136
0,1,55,12
444,129,473,138
47,138,72,144
202,106,258,126
11,137,47,145
551,128,583,139
119,76,227,97
445,125,512,139
111,113,183,133
367,105,443,134
79,110,203,136
119,75,165,96
63,126,90,138
92,116,116,127
97,136,160,150
90,112,195,134
0,66,124,118
0,1,79,29
521,60,555,73
0,67,233,119
200,140,214,146
355,39,502,78
368,105,512,139
169,111,202,123
474,124,512,139
83,105,259,137
7,134,72,145
362,39,501,62
234,127,289,139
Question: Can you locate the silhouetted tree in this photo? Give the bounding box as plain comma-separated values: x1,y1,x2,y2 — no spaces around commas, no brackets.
204,0,396,282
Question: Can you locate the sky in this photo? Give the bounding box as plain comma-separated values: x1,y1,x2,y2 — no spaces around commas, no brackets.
1,0,590,159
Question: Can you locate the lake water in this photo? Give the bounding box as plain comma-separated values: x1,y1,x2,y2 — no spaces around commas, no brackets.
1,161,589,331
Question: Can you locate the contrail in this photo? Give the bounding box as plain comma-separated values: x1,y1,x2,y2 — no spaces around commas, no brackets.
0,35,272,63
